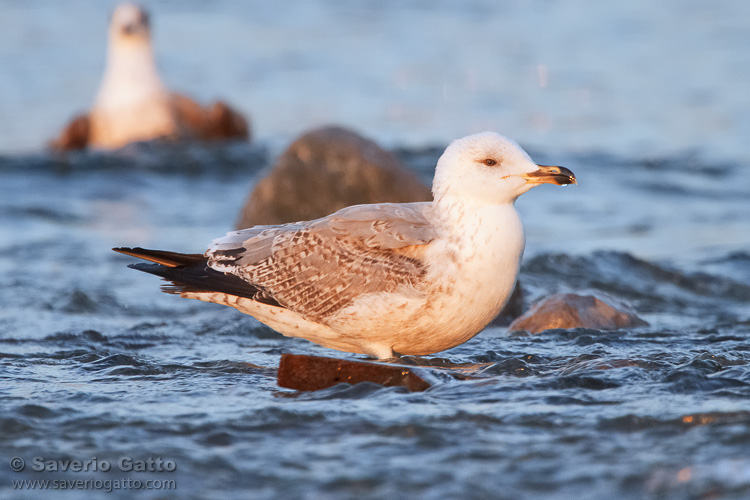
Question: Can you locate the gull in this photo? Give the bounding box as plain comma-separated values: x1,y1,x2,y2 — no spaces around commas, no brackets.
50,3,249,151
114,132,576,358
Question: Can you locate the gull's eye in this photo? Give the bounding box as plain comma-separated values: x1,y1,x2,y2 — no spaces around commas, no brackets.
482,158,498,167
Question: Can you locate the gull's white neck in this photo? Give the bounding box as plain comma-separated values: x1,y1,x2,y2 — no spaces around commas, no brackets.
428,195,526,334
433,195,525,263
94,40,167,111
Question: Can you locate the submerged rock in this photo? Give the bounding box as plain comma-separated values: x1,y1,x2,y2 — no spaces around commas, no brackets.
277,353,432,392
236,126,432,228
508,291,648,334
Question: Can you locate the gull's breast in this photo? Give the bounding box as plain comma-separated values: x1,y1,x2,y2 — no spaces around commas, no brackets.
390,204,526,353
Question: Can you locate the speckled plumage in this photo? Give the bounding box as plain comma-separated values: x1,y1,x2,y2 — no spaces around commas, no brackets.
208,203,435,322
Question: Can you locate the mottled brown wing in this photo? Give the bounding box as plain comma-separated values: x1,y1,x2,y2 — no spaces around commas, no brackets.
170,93,249,141
202,101,249,140
170,93,204,136
207,202,436,321
49,113,91,151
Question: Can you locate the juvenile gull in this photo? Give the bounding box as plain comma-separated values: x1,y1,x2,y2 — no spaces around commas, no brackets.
50,3,248,151
115,132,575,358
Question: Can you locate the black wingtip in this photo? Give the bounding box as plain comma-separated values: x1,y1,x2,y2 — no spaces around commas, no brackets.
123,260,280,307
112,247,206,267
113,246,149,258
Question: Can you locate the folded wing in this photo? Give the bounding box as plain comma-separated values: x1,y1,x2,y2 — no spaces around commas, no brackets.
207,202,437,321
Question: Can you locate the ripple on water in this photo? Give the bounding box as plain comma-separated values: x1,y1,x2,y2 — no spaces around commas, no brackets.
1,144,749,499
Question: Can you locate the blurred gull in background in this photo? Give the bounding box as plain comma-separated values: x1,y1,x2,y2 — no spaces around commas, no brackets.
49,3,249,151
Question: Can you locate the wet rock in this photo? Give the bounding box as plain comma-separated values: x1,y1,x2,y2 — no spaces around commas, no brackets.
508,291,648,334
236,126,432,228
277,353,432,392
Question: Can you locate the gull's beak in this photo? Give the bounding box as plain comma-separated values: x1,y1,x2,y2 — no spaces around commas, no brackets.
521,165,577,186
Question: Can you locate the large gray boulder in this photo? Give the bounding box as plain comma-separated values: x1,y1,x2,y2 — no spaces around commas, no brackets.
236,126,432,228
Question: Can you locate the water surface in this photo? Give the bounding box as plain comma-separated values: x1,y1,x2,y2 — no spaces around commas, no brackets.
2,1,750,499
1,145,749,499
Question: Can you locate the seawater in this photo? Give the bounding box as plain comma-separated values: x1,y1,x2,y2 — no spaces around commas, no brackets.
2,1,750,161
2,1,750,498
1,144,749,500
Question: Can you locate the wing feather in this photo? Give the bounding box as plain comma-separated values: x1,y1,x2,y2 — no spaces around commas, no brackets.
206,202,437,322
49,113,91,151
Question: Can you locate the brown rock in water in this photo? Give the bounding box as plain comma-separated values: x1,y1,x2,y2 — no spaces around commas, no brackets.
277,353,432,392
508,292,648,334
235,126,432,228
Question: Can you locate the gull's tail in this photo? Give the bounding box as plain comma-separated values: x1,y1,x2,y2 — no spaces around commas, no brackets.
112,247,279,306
113,247,205,267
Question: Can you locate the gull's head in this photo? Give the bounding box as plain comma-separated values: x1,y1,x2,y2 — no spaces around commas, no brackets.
432,132,576,205
109,3,151,45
